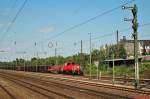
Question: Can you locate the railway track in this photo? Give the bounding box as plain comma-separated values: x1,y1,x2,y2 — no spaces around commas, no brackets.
2,69,150,86
26,72,150,87
32,73,150,89
0,72,130,99
26,72,150,95
89,76,150,89
1,70,150,98
0,73,74,99
45,74,150,95
0,84,16,99
84,75,150,84
24,75,130,99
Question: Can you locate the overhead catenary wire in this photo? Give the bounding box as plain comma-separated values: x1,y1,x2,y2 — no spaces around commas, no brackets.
6,0,150,58
119,22,150,32
37,0,135,44
0,0,28,44
21,0,135,54
35,20,150,58
57,21,150,52
85,21,150,41
49,21,150,53
0,0,18,34
7,20,150,59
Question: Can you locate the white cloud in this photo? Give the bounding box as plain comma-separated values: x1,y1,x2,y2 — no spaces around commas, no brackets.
0,48,11,52
39,26,55,33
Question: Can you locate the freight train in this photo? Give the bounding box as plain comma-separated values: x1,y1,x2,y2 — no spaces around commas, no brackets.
0,63,83,75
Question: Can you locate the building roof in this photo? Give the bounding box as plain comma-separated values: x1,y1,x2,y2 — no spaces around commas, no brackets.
104,57,142,62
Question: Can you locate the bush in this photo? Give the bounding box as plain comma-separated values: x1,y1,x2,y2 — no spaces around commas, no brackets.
106,66,134,77
139,62,150,79
83,64,99,75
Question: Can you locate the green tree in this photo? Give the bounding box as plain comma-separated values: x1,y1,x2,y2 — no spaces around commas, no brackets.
92,49,100,61
119,44,127,59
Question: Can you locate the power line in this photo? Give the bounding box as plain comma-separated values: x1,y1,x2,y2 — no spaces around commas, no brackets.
92,22,150,40
139,22,150,27
0,0,28,44
0,0,18,34
119,22,150,32
57,21,150,51
22,20,150,57
37,0,135,44
22,0,135,53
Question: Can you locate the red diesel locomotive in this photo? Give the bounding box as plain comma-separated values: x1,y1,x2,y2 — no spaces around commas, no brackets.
0,62,83,75
48,63,83,75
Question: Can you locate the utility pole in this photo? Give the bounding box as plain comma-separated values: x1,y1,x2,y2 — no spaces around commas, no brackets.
23,52,26,72
122,4,139,89
55,42,58,65
14,32,17,71
88,33,92,79
112,53,115,85
48,41,53,65
14,41,17,71
117,30,119,44
24,56,26,71
35,42,38,72
36,51,38,72
80,40,83,71
116,30,119,58
81,40,83,54
132,5,139,89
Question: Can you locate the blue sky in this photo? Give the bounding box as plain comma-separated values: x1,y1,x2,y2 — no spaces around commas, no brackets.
0,0,150,61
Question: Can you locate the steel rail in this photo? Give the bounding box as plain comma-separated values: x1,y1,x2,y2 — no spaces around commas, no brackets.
0,84,17,99
0,73,74,99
